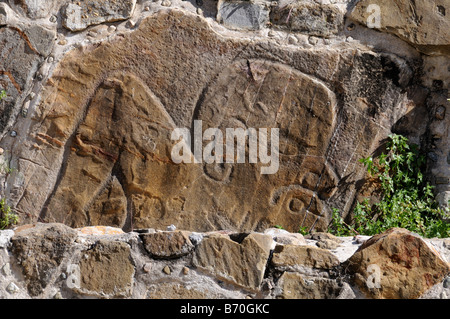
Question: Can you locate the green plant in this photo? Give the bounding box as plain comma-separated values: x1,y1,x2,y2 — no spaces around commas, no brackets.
0,89,18,229
0,198,18,230
329,134,449,238
298,225,309,236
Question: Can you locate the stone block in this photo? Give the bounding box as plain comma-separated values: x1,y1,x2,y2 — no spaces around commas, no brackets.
217,0,269,30
192,233,273,291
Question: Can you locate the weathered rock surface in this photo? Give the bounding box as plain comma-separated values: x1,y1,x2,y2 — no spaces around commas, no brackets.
0,3,55,131
217,0,269,30
349,0,450,56
1,225,448,299
140,231,194,259
264,227,307,245
344,228,450,299
76,240,134,297
10,223,77,296
270,1,344,37
7,0,62,19
274,272,352,299
271,244,340,271
192,233,272,291
0,0,447,279
62,0,137,31
4,8,416,234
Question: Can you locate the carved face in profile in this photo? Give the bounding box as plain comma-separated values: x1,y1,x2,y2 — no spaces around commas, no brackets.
41,59,339,233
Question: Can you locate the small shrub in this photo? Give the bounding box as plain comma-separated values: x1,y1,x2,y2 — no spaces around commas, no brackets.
0,198,18,230
329,134,449,238
0,90,18,229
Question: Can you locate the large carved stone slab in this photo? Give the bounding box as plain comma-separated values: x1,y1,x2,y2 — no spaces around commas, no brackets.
7,10,410,233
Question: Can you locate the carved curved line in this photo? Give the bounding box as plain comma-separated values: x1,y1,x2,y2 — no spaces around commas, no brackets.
38,70,178,223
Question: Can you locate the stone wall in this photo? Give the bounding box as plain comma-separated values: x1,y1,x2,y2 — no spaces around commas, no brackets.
0,0,448,301
0,224,449,299
0,0,447,234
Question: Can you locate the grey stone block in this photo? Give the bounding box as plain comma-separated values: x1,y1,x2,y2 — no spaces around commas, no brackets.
217,0,269,31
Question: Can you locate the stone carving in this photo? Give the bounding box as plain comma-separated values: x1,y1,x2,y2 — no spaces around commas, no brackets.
193,59,338,231
35,58,339,233
5,10,415,233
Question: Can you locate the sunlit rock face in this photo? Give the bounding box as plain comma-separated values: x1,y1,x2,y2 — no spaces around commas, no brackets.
1,0,446,233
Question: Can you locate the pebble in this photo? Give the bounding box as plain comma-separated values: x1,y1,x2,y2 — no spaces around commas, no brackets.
346,23,355,31
126,20,135,28
53,291,63,299
443,276,450,289
58,39,68,46
0,148,4,155
161,0,172,7
287,35,298,45
167,224,176,231
435,106,445,120
10,131,17,137
308,36,319,45
197,8,203,15
143,263,152,273
107,25,117,33
182,266,189,275
6,282,19,294
316,239,340,250
2,263,11,276
189,232,203,245
163,266,171,275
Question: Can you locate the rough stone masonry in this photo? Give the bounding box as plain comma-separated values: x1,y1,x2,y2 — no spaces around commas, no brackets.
0,224,449,299
0,0,448,299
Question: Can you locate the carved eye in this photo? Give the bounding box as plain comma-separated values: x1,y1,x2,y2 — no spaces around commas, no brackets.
288,197,306,213
203,162,233,182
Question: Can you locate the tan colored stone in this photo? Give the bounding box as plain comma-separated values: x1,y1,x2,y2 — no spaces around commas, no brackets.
316,239,340,250
86,177,128,228
344,228,450,299
77,240,134,297
349,0,450,55
307,232,342,243
275,272,345,299
264,227,306,245
11,10,413,234
307,232,342,249
162,265,171,275
140,231,194,259
192,233,272,291
147,282,209,299
76,225,124,235
10,223,77,296
271,244,340,271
